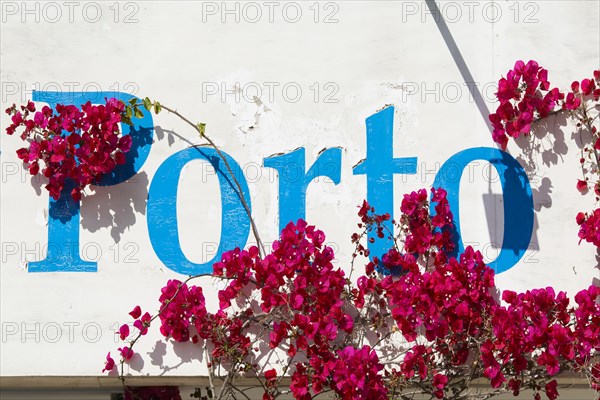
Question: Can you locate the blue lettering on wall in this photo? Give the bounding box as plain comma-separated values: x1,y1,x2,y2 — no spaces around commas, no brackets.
352,106,418,263
28,91,154,272
24,93,534,276
147,147,251,275
432,147,534,273
264,147,342,232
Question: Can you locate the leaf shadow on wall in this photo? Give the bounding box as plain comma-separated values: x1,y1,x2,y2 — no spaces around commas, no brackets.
155,126,177,147
28,172,46,195
509,112,570,255
27,168,150,243
147,339,205,376
79,123,154,243
515,113,569,200
79,172,150,243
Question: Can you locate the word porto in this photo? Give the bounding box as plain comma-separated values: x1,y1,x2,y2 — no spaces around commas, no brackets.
25,91,533,275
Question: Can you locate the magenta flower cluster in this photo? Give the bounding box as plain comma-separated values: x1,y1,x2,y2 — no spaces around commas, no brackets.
5,99,131,201
106,187,600,400
489,61,600,151
489,63,600,251
489,60,565,150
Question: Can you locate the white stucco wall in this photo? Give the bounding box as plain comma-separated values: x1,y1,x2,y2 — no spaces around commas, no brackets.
0,0,599,379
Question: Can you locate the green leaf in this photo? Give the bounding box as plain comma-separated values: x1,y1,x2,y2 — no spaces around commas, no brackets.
134,108,144,119
143,97,152,111
128,98,138,105
121,115,133,126
197,122,206,137
125,105,133,118
154,101,162,114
